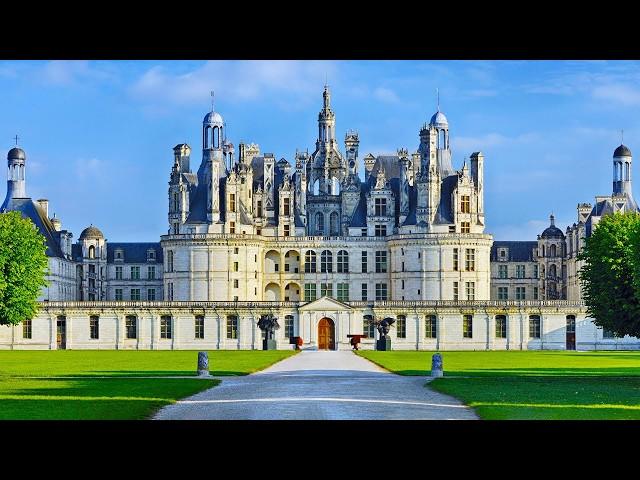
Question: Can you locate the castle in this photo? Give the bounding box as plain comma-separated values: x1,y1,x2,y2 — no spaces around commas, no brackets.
1,86,638,351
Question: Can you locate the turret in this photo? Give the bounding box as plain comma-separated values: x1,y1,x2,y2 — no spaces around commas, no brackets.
2,147,27,208
613,144,633,196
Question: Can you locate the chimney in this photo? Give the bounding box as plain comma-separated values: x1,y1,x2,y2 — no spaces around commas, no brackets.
36,199,49,217
51,213,61,231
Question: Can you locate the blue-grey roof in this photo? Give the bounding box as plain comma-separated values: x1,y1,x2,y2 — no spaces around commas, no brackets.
491,241,538,262
614,144,632,157
1,197,65,258
106,243,163,263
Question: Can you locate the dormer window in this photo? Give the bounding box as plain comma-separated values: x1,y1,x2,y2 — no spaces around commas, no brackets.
115,249,124,262
147,249,156,262
498,247,508,261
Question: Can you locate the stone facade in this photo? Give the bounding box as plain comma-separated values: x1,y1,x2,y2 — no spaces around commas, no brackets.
2,298,638,351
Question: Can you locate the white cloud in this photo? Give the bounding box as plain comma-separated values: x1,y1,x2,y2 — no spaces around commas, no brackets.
591,83,640,106
373,87,400,103
129,60,339,108
75,158,105,180
41,61,114,86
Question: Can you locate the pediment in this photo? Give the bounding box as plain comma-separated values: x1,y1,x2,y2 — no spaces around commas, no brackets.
299,296,353,312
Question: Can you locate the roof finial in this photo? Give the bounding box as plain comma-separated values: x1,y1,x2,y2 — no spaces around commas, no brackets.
210,90,215,112
622,128,624,144
437,88,440,112
550,213,555,226
13,134,19,146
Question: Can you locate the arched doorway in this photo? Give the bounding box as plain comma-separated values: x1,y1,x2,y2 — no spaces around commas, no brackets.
566,315,576,350
318,318,335,350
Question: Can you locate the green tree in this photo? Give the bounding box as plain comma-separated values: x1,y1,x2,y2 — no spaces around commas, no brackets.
0,211,49,326
578,211,640,337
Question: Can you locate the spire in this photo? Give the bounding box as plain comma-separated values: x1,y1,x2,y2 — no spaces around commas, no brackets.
550,213,555,226
323,84,331,111
437,88,440,112
210,90,215,112
622,129,624,144
13,134,19,146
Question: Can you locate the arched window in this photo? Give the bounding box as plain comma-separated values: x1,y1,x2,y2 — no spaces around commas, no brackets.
337,250,349,273
363,315,375,338
331,177,341,195
316,212,324,235
304,250,317,273
321,250,333,273
438,130,445,149
626,162,631,181
550,244,556,257
88,245,95,259
541,245,545,257
212,126,219,148
549,264,557,278
329,211,340,236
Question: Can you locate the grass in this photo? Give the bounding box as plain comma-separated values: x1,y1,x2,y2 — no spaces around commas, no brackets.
356,350,640,419
0,350,297,419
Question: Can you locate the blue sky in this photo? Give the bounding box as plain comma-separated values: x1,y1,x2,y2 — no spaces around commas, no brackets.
0,60,638,241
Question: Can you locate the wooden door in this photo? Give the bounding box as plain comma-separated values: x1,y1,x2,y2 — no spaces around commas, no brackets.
57,318,66,350
318,318,335,350
566,315,576,350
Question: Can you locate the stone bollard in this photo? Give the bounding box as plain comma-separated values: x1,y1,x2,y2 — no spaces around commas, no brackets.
431,352,443,378
197,351,210,377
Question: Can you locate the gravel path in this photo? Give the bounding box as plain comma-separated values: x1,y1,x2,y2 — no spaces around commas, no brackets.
153,351,477,420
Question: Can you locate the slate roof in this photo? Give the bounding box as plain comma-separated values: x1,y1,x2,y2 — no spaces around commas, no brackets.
106,242,163,264
491,241,538,262
1,197,65,258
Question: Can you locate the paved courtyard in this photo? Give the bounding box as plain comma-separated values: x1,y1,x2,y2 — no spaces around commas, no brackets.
153,351,477,420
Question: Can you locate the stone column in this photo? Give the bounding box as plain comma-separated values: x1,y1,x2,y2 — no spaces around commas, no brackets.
49,313,56,350
115,313,124,350
486,312,493,350
415,313,423,350
436,312,444,350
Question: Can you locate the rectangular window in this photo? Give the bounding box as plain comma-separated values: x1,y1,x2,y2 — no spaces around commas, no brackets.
463,314,473,338
375,224,387,237
425,315,436,338
529,315,541,339
125,315,137,339
466,281,475,301
284,316,294,338
233,279,239,289
363,315,375,338
515,286,526,300
449,225,456,233
461,222,471,233
195,315,205,339
375,283,387,301
396,315,406,338
283,224,290,237
337,283,349,302
131,266,140,280
89,315,99,339
256,228,262,236
374,198,387,216
453,248,459,271
115,266,123,280
361,283,368,301
283,197,290,216
533,286,539,300
234,247,239,254
160,315,172,339
22,319,32,339
361,251,367,273
115,288,123,301
226,316,238,339
130,289,140,301
534,264,539,279
257,201,263,217
229,193,236,212
147,288,156,301
495,316,507,338
167,282,174,301
516,264,525,278
453,281,459,301
321,283,333,298
234,262,239,272
497,286,508,300
498,264,507,279
375,251,387,273
304,283,317,301
230,222,236,234
361,228,367,237
461,195,470,213
465,248,475,271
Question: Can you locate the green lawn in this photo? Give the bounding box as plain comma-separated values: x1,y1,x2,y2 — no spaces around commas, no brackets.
356,351,640,419
0,350,297,419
